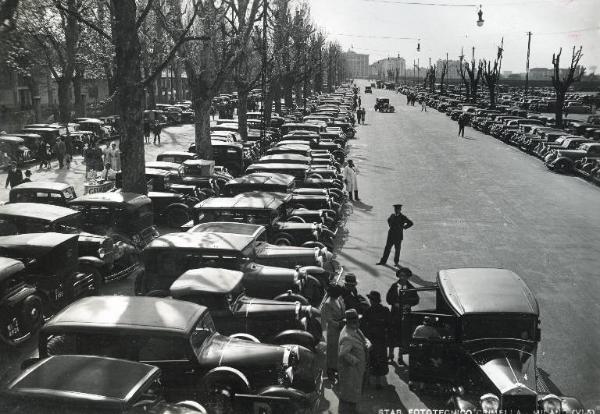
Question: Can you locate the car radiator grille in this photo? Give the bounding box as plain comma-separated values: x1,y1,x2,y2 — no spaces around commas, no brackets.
502,395,537,414
72,273,98,298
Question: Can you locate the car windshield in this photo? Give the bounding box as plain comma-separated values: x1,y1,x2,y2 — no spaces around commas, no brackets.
463,315,537,341
190,314,216,349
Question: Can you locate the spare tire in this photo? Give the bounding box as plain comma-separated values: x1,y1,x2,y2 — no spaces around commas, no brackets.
230,333,260,343
200,367,250,410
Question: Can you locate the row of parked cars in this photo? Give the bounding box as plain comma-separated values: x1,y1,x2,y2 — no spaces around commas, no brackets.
406,86,600,186
0,88,360,413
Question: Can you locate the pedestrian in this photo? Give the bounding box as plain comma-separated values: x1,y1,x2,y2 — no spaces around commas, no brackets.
108,142,121,171
564,107,569,119
341,273,370,315
64,153,72,170
361,107,366,124
21,169,32,183
361,291,390,389
412,315,441,340
84,142,103,175
386,266,419,364
421,100,427,112
153,121,162,145
143,121,151,144
38,141,50,169
358,96,362,107
5,162,23,188
338,309,371,414
376,203,413,267
406,94,410,105
320,284,346,384
342,160,359,201
458,113,466,137
53,137,66,169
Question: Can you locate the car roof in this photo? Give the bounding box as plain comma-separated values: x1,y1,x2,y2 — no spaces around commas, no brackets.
259,154,310,162
171,268,244,297
8,355,158,408
188,222,265,237
183,159,216,167
145,231,255,252
12,181,73,192
246,163,310,171
69,192,150,207
437,268,539,316
145,161,181,170
0,233,79,257
0,135,24,143
197,191,290,210
0,257,25,282
158,150,196,157
226,172,296,186
0,203,79,221
43,296,207,336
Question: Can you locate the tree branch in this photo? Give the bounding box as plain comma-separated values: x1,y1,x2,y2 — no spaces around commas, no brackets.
54,0,111,40
136,0,154,29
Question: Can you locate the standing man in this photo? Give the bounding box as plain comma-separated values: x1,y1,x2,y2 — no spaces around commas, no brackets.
320,284,346,384
5,162,23,188
458,113,466,138
377,204,413,267
386,267,419,363
421,100,427,112
108,142,121,171
338,309,371,414
54,137,66,169
361,107,366,125
361,291,390,389
343,160,359,201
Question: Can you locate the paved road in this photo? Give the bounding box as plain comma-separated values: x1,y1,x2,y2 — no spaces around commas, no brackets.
336,83,600,412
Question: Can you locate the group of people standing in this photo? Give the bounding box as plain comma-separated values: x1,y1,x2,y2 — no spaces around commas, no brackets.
84,141,121,180
356,107,366,124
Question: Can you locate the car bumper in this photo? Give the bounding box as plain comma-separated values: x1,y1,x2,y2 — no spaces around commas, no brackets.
104,261,144,283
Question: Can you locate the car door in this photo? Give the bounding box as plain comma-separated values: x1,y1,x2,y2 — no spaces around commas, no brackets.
408,311,459,385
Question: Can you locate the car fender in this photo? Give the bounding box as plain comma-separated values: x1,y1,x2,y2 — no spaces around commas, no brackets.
271,330,316,350
258,385,311,405
77,256,104,268
451,395,477,411
165,202,190,213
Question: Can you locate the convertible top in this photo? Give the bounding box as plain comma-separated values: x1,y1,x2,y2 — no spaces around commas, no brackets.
170,268,244,297
0,203,79,221
188,222,265,238
437,268,539,316
226,172,295,186
12,181,73,192
196,191,291,211
0,257,25,282
145,231,255,253
0,233,78,258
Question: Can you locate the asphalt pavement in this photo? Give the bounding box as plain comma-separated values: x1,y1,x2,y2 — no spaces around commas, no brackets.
0,89,599,412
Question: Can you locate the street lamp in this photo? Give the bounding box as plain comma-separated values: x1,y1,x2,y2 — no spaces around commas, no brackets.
477,5,484,27
417,39,421,52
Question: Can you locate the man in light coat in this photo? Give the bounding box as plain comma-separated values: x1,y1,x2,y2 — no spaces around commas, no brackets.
338,309,371,414
320,284,346,383
107,142,121,171
342,159,359,201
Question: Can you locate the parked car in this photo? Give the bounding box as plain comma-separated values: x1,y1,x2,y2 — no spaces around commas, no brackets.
68,192,159,249
8,182,77,206
189,192,336,251
0,203,143,283
166,267,323,349
156,150,199,164
0,136,32,167
406,268,583,413
374,97,395,113
222,173,296,196
1,355,207,414
0,233,100,330
573,157,600,179
364,86,372,94
145,161,218,197
545,142,600,173
37,296,323,412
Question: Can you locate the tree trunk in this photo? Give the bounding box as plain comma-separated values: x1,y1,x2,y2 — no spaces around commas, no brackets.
56,77,72,123
73,72,84,118
264,87,273,122
555,91,565,128
272,78,281,115
112,0,146,194
283,74,293,108
488,85,496,109
237,89,249,141
191,95,213,159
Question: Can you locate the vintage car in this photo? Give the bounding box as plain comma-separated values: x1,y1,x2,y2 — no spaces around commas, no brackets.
8,182,76,206
211,141,248,177
0,257,43,346
21,126,60,147
545,142,600,173
136,230,335,306
165,267,323,349
189,192,336,251
0,233,100,323
1,355,207,414
182,159,234,189
145,161,218,197
364,86,372,94
245,163,341,183
406,268,583,413
573,157,600,179
0,203,143,283
68,192,159,249
37,296,323,412
0,136,32,166
222,173,296,196
156,150,199,164
374,97,395,113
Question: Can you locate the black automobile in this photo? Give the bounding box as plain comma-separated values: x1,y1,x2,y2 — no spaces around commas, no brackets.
222,173,296,196
0,233,100,326
0,257,42,346
0,203,143,283
145,161,218,198
68,192,160,249
166,267,323,349
8,182,77,206
1,355,207,414
405,268,584,414
37,296,323,412
156,150,199,164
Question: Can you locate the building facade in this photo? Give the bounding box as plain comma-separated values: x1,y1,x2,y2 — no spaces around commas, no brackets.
370,57,406,82
342,50,370,79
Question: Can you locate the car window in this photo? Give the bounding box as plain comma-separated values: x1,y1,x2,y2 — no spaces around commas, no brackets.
18,217,48,233
35,192,50,200
13,191,37,203
138,336,188,361
50,192,63,199
190,314,216,349
62,188,75,200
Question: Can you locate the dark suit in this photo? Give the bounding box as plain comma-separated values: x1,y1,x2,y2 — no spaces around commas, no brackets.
386,281,419,347
380,213,413,264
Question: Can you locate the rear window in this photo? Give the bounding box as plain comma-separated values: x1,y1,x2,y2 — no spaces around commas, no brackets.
463,315,537,341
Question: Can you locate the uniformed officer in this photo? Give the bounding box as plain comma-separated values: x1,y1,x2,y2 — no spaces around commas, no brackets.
377,204,413,267
386,267,419,363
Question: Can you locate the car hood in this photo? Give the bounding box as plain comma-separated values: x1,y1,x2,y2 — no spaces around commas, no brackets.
235,296,301,317
198,333,286,370
469,346,537,396
556,149,585,158
254,242,320,263
241,262,300,281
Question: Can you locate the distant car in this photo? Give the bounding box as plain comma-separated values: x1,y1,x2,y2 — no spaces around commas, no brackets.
1,355,207,414
37,296,323,412
364,86,372,94
374,97,395,113
406,268,584,413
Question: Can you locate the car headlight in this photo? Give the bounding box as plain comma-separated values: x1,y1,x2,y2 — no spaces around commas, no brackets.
480,393,500,413
285,366,294,384
541,394,562,414
132,234,141,245
97,247,107,259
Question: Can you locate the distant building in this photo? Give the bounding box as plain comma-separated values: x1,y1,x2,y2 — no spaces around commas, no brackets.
342,50,370,79
436,59,462,80
370,57,406,82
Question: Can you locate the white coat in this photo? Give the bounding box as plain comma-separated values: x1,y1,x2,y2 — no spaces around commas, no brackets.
343,165,359,193
338,325,370,403
320,296,345,370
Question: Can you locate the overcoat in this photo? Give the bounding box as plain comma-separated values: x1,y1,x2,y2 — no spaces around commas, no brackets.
320,296,345,370
338,325,369,403
342,165,359,193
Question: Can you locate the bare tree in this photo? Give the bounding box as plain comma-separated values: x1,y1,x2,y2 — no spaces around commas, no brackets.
465,60,483,103
458,55,471,101
439,61,447,94
552,46,585,127
481,38,504,108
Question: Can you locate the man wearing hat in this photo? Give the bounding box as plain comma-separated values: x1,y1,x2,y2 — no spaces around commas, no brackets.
5,162,23,189
338,309,371,414
361,290,390,389
377,204,413,267
386,267,419,363
412,315,441,340
342,273,370,315
320,284,346,383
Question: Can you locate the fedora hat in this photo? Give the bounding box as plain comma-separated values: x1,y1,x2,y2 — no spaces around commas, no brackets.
343,308,360,322
344,273,357,286
366,290,381,302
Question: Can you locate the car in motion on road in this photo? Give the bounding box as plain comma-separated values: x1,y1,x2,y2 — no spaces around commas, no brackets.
406,268,584,413
374,97,395,113
36,296,322,413
1,355,207,414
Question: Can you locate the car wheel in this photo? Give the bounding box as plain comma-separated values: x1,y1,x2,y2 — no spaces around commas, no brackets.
46,334,77,356
229,333,260,343
273,292,309,305
200,367,250,408
166,206,191,228
272,331,316,351
300,241,326,250
308,173,323,180
288,216,306,223
555,159,571,173
274,234,293,246
175,401,207,413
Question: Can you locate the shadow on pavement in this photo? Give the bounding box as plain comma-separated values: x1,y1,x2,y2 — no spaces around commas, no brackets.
352,199,373,212
462,136,476,140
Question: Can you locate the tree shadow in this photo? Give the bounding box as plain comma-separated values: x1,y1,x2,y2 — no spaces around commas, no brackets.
352,199,373,212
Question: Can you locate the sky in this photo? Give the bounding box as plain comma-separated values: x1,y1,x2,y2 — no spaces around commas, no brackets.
303,0,600,73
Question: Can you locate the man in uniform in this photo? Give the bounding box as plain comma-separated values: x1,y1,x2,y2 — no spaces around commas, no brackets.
377,204,413,267
386,267,419,363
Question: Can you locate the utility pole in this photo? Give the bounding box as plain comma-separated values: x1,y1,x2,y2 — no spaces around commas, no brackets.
525,31,532,99
417,58,420,87
260,0,267,141
413,59,416,84
459,47,464,97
